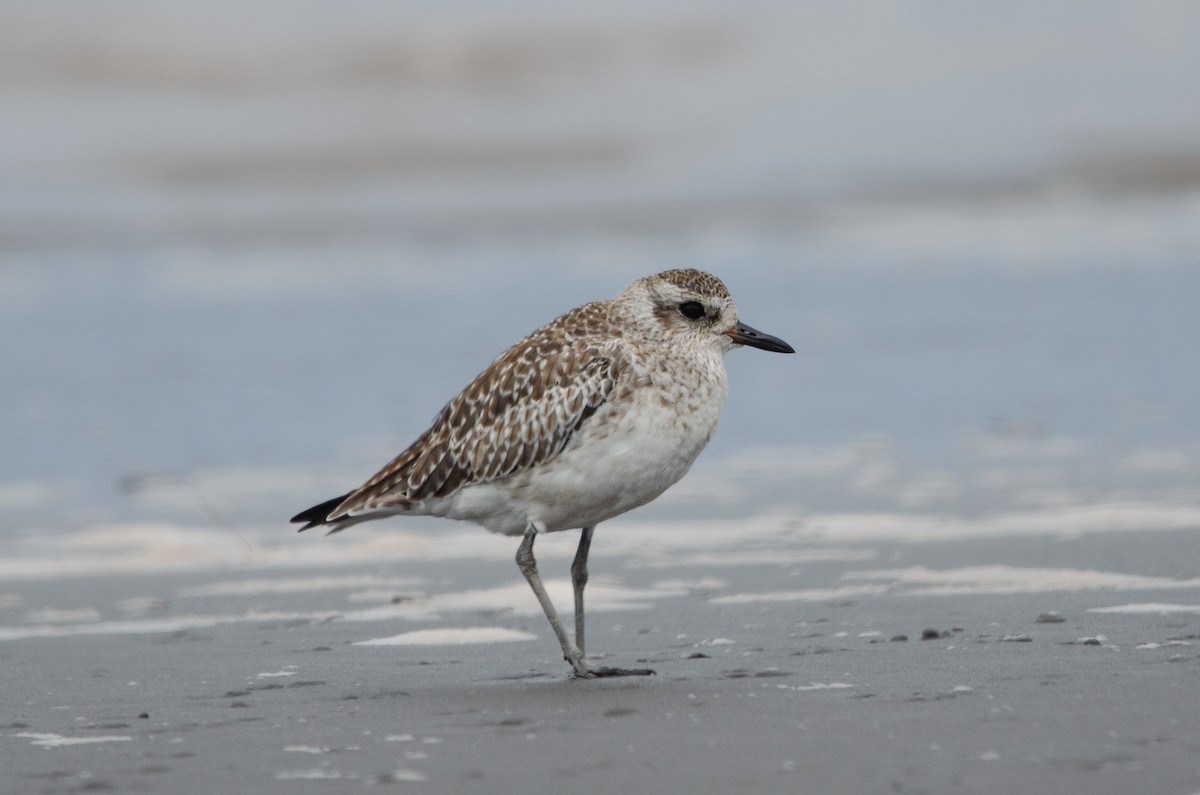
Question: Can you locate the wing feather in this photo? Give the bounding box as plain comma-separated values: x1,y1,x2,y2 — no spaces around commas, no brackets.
326,323,623,521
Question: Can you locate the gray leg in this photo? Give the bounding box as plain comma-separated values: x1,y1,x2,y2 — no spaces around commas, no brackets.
571,526,594,654
516,523,588,676
515,523,654,679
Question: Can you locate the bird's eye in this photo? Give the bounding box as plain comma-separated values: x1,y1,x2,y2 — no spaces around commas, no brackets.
678,301,706,321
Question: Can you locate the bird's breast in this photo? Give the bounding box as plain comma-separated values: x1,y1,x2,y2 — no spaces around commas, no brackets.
519,354,728,529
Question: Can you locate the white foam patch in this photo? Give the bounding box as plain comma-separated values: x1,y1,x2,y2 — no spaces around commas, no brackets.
0,610,340,642
354,627,538,646
710,585,889,604
1088,603,1200,615
0,576,682,642
426,579,675,614
696,637,735,646
842,566,1200,595
0,524,269,582
604,502,1200,557
339,578,678,623
3,498,1197,585
773,682,856,692
0,522,514,582
178,575,422,598
628,548,877,569
601,515,823,554
717,565,1200,604
789,503,1200,543
23,607,102,624
13,732,132,748
652,577,726,591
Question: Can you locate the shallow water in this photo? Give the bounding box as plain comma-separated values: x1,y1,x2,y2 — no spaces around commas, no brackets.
1,2,1198,614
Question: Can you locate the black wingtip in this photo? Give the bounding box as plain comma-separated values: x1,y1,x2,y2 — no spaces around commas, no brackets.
290,492,352,532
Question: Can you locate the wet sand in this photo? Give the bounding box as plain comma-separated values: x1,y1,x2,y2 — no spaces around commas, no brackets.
4,522,1199,794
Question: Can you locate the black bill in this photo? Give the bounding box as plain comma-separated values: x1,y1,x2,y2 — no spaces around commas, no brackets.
724,321,795,353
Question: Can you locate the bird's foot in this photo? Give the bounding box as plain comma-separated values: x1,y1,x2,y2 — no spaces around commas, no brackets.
564,647,655,679
568,659,656,679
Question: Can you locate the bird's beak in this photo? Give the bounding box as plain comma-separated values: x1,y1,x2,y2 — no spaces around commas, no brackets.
724,321,795,353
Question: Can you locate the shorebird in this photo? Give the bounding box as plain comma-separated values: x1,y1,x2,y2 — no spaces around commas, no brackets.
292,269,793,678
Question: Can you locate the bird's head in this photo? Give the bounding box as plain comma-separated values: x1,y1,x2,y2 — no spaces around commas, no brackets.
616,268,795,355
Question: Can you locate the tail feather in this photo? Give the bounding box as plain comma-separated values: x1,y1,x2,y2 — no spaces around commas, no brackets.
291,492,352,532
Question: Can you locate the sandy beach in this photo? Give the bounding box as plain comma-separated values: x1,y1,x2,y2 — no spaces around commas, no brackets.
3,2,1200,793
4,517,1200,794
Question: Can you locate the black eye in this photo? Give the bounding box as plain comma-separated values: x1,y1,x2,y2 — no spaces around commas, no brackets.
678,301,706,321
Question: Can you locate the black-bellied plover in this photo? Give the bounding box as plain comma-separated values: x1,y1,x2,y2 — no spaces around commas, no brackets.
292,269,793,678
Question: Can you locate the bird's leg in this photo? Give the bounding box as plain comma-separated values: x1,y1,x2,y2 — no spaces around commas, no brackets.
516,524,654,679
571,526,594,654
517,524,589,677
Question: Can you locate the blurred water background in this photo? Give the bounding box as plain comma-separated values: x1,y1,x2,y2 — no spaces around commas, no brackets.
2,0,1198,546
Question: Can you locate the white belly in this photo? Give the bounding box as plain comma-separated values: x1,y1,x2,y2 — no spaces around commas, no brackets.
442,363,728,535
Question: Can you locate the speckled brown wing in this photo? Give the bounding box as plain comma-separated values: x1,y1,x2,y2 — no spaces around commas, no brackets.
325,308,625,522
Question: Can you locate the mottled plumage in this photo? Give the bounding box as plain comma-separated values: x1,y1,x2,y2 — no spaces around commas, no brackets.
292,268,793,678
312,303,624,527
